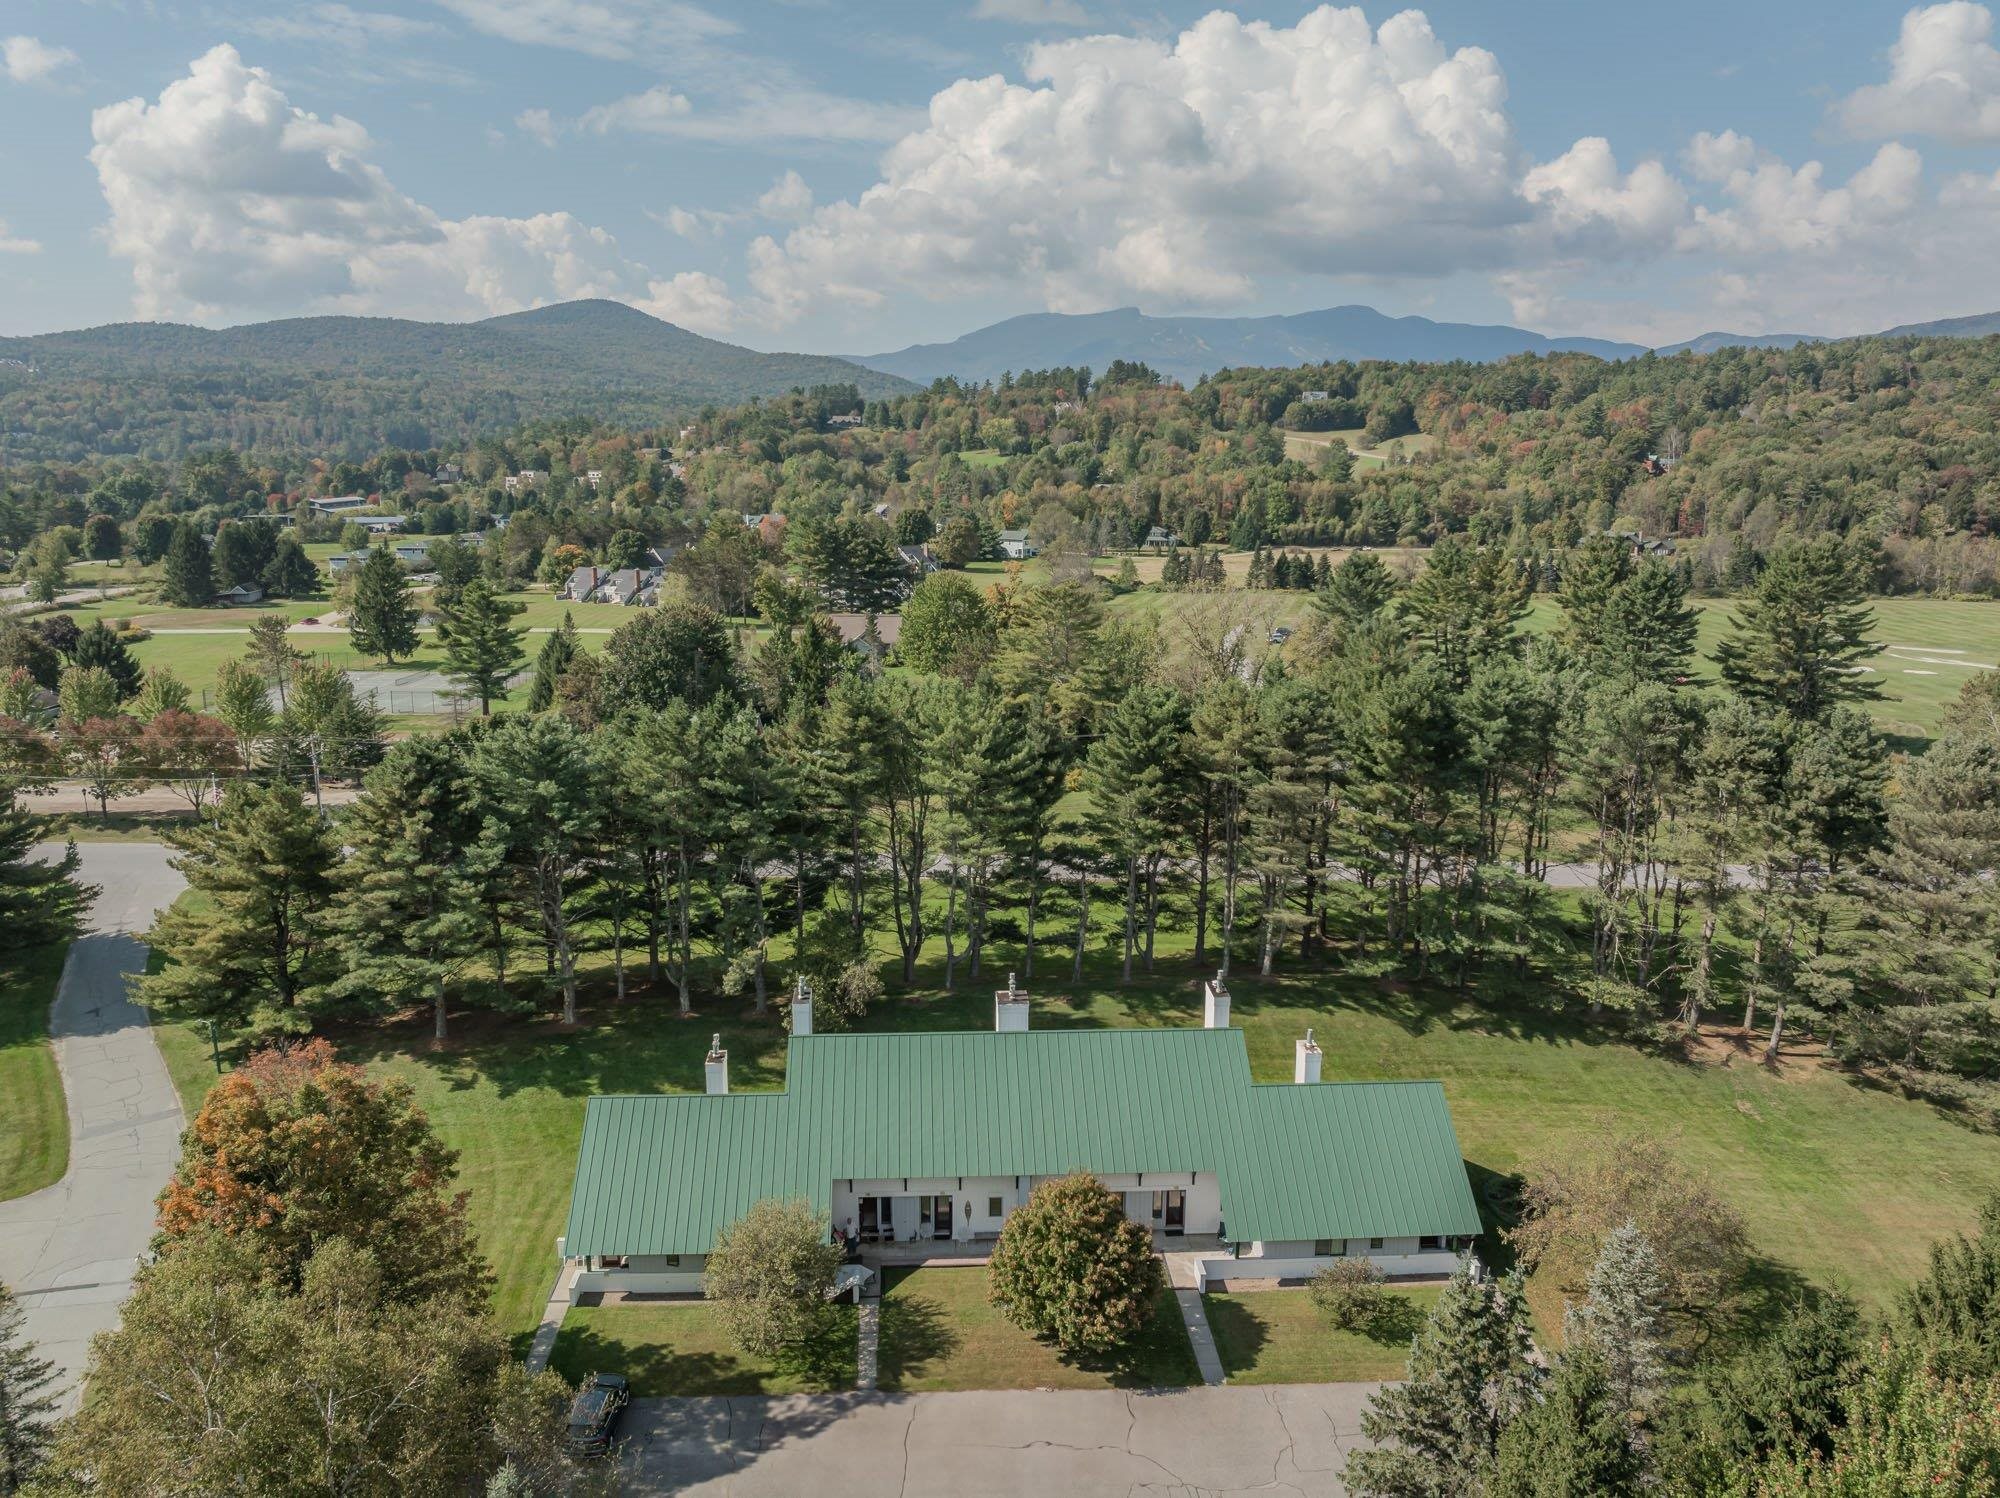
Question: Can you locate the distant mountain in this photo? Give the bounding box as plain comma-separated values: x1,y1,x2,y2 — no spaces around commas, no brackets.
0,299,912,462
850,305,1646,386
1878,310,2000,341
1652,330,1822,356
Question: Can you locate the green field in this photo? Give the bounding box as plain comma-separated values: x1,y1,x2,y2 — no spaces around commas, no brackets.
148,907,2000,1346
0,941,71,1202
1205,1285,1439,1384
876,1266,1198,1391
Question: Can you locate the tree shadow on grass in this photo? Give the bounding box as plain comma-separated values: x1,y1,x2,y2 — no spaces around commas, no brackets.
1201,1294,1267,1377
549,1308,857,1398
1053,1287,1202,1388
1360,1292,1427,1347
874,1293,961,1391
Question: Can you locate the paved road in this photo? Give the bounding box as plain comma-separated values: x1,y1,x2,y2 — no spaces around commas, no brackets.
616,1383,1382,1496
0,843,187,1412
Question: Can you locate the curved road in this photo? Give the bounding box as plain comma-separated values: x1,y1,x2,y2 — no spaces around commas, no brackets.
0,843,186,1412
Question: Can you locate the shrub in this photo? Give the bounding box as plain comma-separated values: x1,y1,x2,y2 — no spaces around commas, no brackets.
1309,1255,1387,1331
988,1173,1162,1356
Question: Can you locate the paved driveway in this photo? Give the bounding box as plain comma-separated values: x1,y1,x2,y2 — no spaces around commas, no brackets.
0,843,187,1411
615,1383,1382,1496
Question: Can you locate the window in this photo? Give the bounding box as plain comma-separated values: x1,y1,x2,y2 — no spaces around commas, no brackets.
663,1255,681,1267
987,1196,1004,1218
1419,1235,1446,1252
1368,1237,1385,1251
1313,1239,1337,1256
600,1255,629,1270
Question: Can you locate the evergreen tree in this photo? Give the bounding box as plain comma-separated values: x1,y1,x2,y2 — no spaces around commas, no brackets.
261,535,319,598
1556,535,1632,660
1086,683,1189,982
1489,1345,1645,1498
324,736,490,1039
1346,1264,1540,1497
1716,537,1881,721
160,520,214,608
527,611,579,712
245,614,305,711
472,714,604,1024
1315,549,1401,638
1898,1192,2000,1379
1563,1221,1669,1426
1402,536,1529,687
1602,561,1699,683
140,781,338,1031
69,619,141,700
439,577,528,715
0,1280,58,1494
347,546,419,664
0,789,91,953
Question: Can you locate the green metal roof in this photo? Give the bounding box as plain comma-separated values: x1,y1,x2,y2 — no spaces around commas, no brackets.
562,1028,1482,1257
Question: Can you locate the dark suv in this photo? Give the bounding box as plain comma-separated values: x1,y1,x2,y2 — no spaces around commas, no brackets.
565,1372,630,1458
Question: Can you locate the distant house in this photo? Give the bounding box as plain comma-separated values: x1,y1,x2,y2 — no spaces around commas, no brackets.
827,412,864,429
434,462,463,485
391,540,431,565
1300,390,1330,404
998,529,1037,561
562,565,661,606
503,471,546,495
306,495,372,519
829,612,902,667
357,515,405,535
897,545,939,579
1141,525,1182,553
744,513,788,547
214,583,264,606
327,549,374,574
644,545,683,570
585,470,603,491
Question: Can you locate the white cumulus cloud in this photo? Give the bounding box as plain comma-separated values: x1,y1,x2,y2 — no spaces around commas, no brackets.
756,170,815,222
4,35,78,84
1837,2,2000,143
87,45,735,331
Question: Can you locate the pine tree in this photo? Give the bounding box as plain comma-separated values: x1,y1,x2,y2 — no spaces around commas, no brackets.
0,789,91,953
245,615,305,711
1489,1344,1644,1498
1556,534,1632,660
69,620,141,700
347,546,419,664
1602,561,1698,684
139,780,339,1032
1563,1220,1669,1425
261,535,319,598
1085,683,1189,982
160,521,213,608
323,736,490,1040
1346,1263,1540,1497
1716,536,1881,721
439,577,527,715
527,611,579,712
0,1280,59,1494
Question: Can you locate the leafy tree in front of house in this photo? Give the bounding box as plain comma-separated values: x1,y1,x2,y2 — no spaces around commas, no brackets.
41,1231,542,1494
988,1173,1163,1357
705,1197,845,1364
1345,1263,1540,1498
140,780,339,1033
347,545,419,664
0,1279,58,1494
594,600,738,714
156,1038,491,1309
160,519,214,607
439,576,527,715
69,618,141,700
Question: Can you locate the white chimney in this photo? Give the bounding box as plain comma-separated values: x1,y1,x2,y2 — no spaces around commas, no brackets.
704,1034,729,1095
1202,971,1231,1030
791,977,813,1037
995,972,1030,1033
1294,1028,1322,1085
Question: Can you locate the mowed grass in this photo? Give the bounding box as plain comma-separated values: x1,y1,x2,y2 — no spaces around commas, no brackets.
552,1301,857,1396
0,941,71,1201
149,926,2000,1345
1205,1285,1440,1385
876,1266,1198,1391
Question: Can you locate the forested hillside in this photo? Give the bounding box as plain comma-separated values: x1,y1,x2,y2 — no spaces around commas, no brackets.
0,300,912,463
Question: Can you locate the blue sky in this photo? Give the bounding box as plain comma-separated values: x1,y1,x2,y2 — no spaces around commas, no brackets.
2,1,1998,351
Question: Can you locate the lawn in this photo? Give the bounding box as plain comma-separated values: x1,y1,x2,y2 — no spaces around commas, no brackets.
1205,1286,1439,1385
147,920,2000,1345
876,1266,1199,1391
0,940,71,1201
551,1301,856,1396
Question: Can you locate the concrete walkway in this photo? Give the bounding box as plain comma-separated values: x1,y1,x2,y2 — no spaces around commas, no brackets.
856,1302,880,1391
526,1259,582,1375
1163,1251,1227,1386
0,844,187,1412
617,1382,1383,1495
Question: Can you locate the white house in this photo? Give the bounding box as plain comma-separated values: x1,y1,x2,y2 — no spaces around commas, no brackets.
998,529,1037,560
560,975,1482,1298
1300,390,1330,404
356,515,406,535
